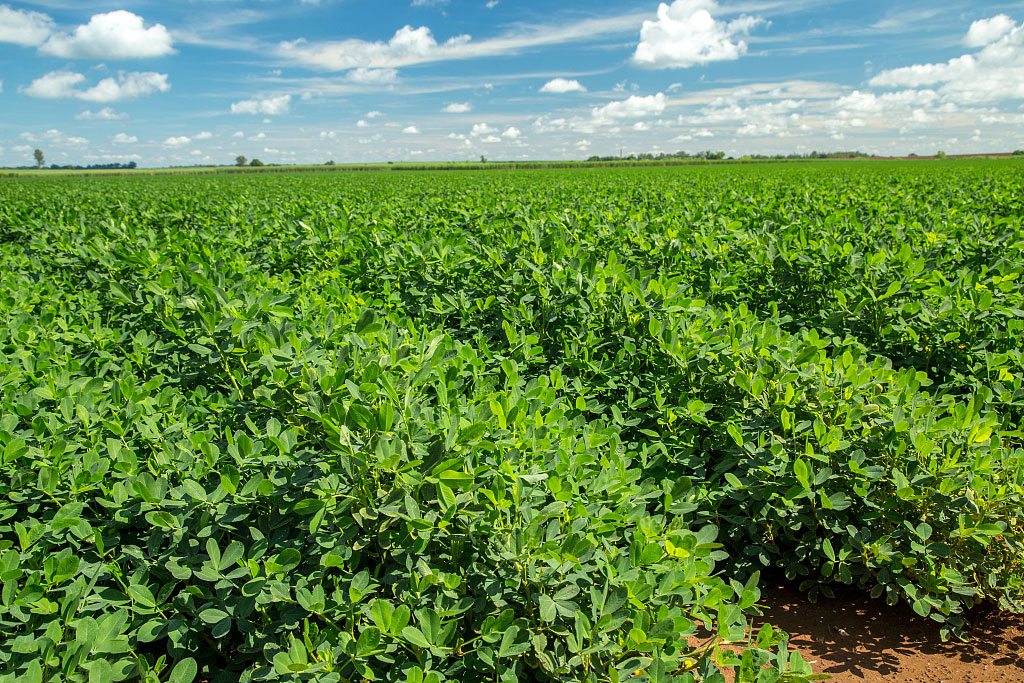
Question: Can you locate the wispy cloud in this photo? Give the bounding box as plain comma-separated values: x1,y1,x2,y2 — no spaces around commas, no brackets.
276,12,649,71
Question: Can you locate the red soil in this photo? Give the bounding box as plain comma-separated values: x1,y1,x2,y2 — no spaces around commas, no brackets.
754,580,1024,682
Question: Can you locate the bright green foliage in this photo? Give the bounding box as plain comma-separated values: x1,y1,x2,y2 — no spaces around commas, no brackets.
0,161,1022,681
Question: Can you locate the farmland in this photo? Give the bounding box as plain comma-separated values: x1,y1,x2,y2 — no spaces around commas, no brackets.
1,160,1023,683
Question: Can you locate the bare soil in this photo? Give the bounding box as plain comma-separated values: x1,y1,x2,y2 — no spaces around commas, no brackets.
754,579,1024,682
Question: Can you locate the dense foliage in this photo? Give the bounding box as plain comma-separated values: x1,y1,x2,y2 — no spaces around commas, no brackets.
1,161,1022,683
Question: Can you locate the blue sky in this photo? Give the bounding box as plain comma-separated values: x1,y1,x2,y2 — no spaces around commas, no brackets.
1,0,1023,167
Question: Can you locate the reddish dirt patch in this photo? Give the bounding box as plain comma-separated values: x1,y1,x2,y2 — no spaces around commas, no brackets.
754,579,1024,683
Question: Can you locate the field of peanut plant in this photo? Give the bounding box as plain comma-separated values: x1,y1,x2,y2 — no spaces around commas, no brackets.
1,160,1023,683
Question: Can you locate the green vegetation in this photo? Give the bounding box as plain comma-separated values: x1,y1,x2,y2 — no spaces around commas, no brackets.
1,161,1023,683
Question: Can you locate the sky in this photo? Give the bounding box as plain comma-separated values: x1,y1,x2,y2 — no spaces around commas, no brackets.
1,0,1023,167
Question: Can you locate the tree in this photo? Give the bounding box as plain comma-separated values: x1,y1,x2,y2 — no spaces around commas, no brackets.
33,149,44,169
249,158,264,167
936,150,946,159
235,155,247,167
480,155,487,163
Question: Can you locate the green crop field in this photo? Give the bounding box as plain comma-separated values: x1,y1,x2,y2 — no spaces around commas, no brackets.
1,160,1023,683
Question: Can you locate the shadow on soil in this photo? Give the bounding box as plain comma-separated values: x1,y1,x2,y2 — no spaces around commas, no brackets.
753,576,1024,679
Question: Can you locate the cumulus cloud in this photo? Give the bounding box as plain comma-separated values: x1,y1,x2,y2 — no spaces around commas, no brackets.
443,102,472,112
869,15,1024,104
540,78,586,93
356,119,370,128
631,0,761,69
592,93,667,121
40,10,174,59
402,125,420,134
347,67,399,83
0,5,54,46
834,89,938,113
194,131,213,140
502,126,521,139
75,107,128,120
164,136,191,146
471,122,497,136
231,94,291,115
22,71,85,99
24,71,168,102
366,110,384,118
78,72,170,102
964,14,1016,47
112,133,137,143
279,25,465,70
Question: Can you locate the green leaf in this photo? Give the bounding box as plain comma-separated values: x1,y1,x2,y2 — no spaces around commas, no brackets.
128,584,157,609
200,608,230,624
539,594,557,622
727,424,743,448
357,627,382,656
3,438,28,464
145,511,179,529
167,658,198,683
402,626,431,649
438,470,474,489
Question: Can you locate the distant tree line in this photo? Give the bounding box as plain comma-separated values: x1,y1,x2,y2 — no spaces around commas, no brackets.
587,150,727,162
743,150,873,160
4,161,138,170
587,150,877,162
47,162,138,170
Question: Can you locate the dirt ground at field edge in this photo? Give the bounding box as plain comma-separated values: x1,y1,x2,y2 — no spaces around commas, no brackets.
753,579,1024,683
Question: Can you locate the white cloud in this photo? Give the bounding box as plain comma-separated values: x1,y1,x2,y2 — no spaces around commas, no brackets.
40,10,174,59
965,14,1016,47
540,78,586,93
66,136,88,145
502,126,521,139
632,0,761,69
25,71,169,102
75,107,128,120
443,102,472,112
869,16,1024,104
277,13,646,70
633,121,651,131
78,72,170,102
194,131,213,140
231,94,291,115
834,89,938,113
232,131,244,138
112,133,137,143
164,136,191,146
347,67,399,84
22,71,85,99
0,5,54,46
366,110,384,118
486,0,499,7
402,125,420,134
592,93,667,121
356,119,370,128
471,122,497,136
